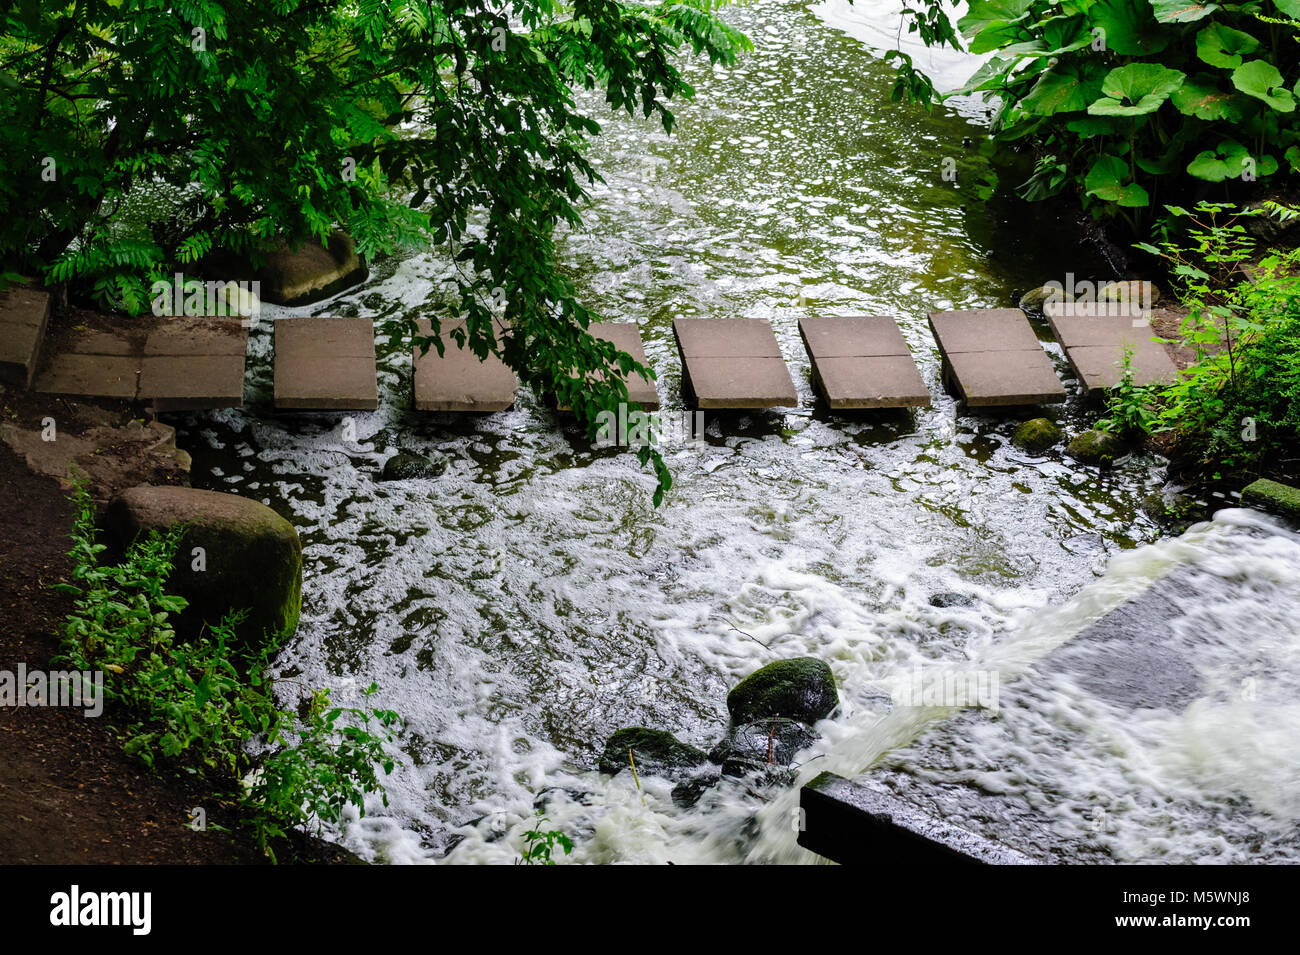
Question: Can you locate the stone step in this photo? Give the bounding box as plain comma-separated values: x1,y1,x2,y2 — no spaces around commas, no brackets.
673,318,797,410
273,316,377,410
798,316,930,410
928,309,1065,407
411,318,516,412
556,322,659,412
1044,306,1178,396
0,286,52,389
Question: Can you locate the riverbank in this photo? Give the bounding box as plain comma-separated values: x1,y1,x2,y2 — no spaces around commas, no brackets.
0,390,358,864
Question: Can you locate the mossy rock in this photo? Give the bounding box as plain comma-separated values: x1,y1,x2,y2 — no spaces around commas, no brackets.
726,657,838,726
1066,429,1127,468
103,485,302,650
1241,479,1300,523
380,452,443,481
929,591,975,609
709,718,817,776
597,727,709,778
1012,418,1062,454
1140,489,1201,528
1017,285,1059,313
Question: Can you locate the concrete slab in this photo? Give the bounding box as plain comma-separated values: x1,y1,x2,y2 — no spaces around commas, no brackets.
673,318,796,409
62,329,137,356
799,316,930,409
274,316,378,410
0,286,51,388
412,318,516,412
139,355,246,412
558,322,659,411
1045,311,1178,395
35,353,139,399
144,316,249,356
928,309,1065,407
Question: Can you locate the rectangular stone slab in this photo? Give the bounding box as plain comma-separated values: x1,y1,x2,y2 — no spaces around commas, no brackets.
139,355,247,412
557,322,659,412
0,287,51,388
35,353,139,399
674,318,796,409
928,310,1064,406
412,318,516,412
144,316,249,356
799,316,930,409
274,316,378,410
1046,312,1178,395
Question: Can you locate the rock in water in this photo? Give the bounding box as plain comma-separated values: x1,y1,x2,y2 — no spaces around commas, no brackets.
597,727,709,778
1066,429,1127,467
726,657,838,726
1011,418,1063,453
1241,478,1300,523
929,591,975,609
709,718,817,777
103,485,302,649
380,452,442,481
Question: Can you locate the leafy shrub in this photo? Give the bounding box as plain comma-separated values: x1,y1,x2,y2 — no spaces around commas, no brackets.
54,484,400,860
897,0,1300,230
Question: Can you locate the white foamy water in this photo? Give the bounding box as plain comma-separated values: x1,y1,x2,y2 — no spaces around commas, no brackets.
173,1,1300,864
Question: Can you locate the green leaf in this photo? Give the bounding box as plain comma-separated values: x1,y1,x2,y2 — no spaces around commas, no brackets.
1285,144,1300,171
1021,61,1106,115
1232,60,1296,112
1084,154,1150,207
1196,23,1261,69
1087,0,1170,56
958,0,1036,37
1170,75,1248,121
1152,0,1219,22
1186,140,1252,181
1088,63,1186,116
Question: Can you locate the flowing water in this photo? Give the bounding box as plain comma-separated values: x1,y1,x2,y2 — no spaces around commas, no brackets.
173,0,1300,863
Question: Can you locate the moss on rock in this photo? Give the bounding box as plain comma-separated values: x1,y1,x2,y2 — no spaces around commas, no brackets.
103,485,302,649
1066,429,1127,467
1241,478,1300,523
1012,418,1063,454
726,657,838,726
380,452,442,481
597,727,709,778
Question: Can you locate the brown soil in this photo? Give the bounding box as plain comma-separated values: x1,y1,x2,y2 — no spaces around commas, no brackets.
0,394,358,865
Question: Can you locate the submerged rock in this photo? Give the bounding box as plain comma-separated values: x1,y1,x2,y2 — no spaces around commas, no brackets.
597,727,709,779
1241,478,1300,523
1011,418,1062,454
1017,285,1059,313
709,718,817,777
726,657,838,726
670,772,722,809
103,485,302,648
1140,489,1202,529
1066,429,1127,468
381,452,442,481
929,591,975,609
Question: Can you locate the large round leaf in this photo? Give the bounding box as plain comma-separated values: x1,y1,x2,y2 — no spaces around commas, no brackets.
1088,63,1186,116
1275,1,1300,16
1232,60,1296,112
957,0,1035,37
1185,140,1263,181
1153,0,1219,21
1170,74,1249,120
1087,0,1170,56
1020,61,1106,115
1196,23,1261,69
1084,154,1151,207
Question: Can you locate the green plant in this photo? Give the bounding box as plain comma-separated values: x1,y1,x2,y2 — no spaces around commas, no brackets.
54,483,401,861
1137,201,1300,477
894,1,1300,233
518,813,574,865
1097,344,1158,435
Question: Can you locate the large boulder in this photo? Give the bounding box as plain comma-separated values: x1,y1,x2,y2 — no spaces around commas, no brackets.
597,727,708,779
202,230,367,307
1066,429,1127,468
726,657,838,726
103,486,302,648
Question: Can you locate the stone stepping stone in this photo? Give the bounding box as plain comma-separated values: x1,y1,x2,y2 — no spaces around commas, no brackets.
274,316,377,410
1044,306,1178,396
928,309,1065,407
557,322,659,412
673,318,797,409
798,316,931,410
411,318,516,412
141,317,248,412
0,286,52,389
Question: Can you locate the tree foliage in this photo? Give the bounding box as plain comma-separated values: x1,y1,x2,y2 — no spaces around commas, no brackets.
0,0,752,502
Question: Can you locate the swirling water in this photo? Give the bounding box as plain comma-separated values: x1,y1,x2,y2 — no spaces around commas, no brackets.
173,1,1300,863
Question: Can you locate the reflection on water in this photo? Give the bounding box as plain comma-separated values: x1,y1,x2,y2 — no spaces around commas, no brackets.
171,1,1296,863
